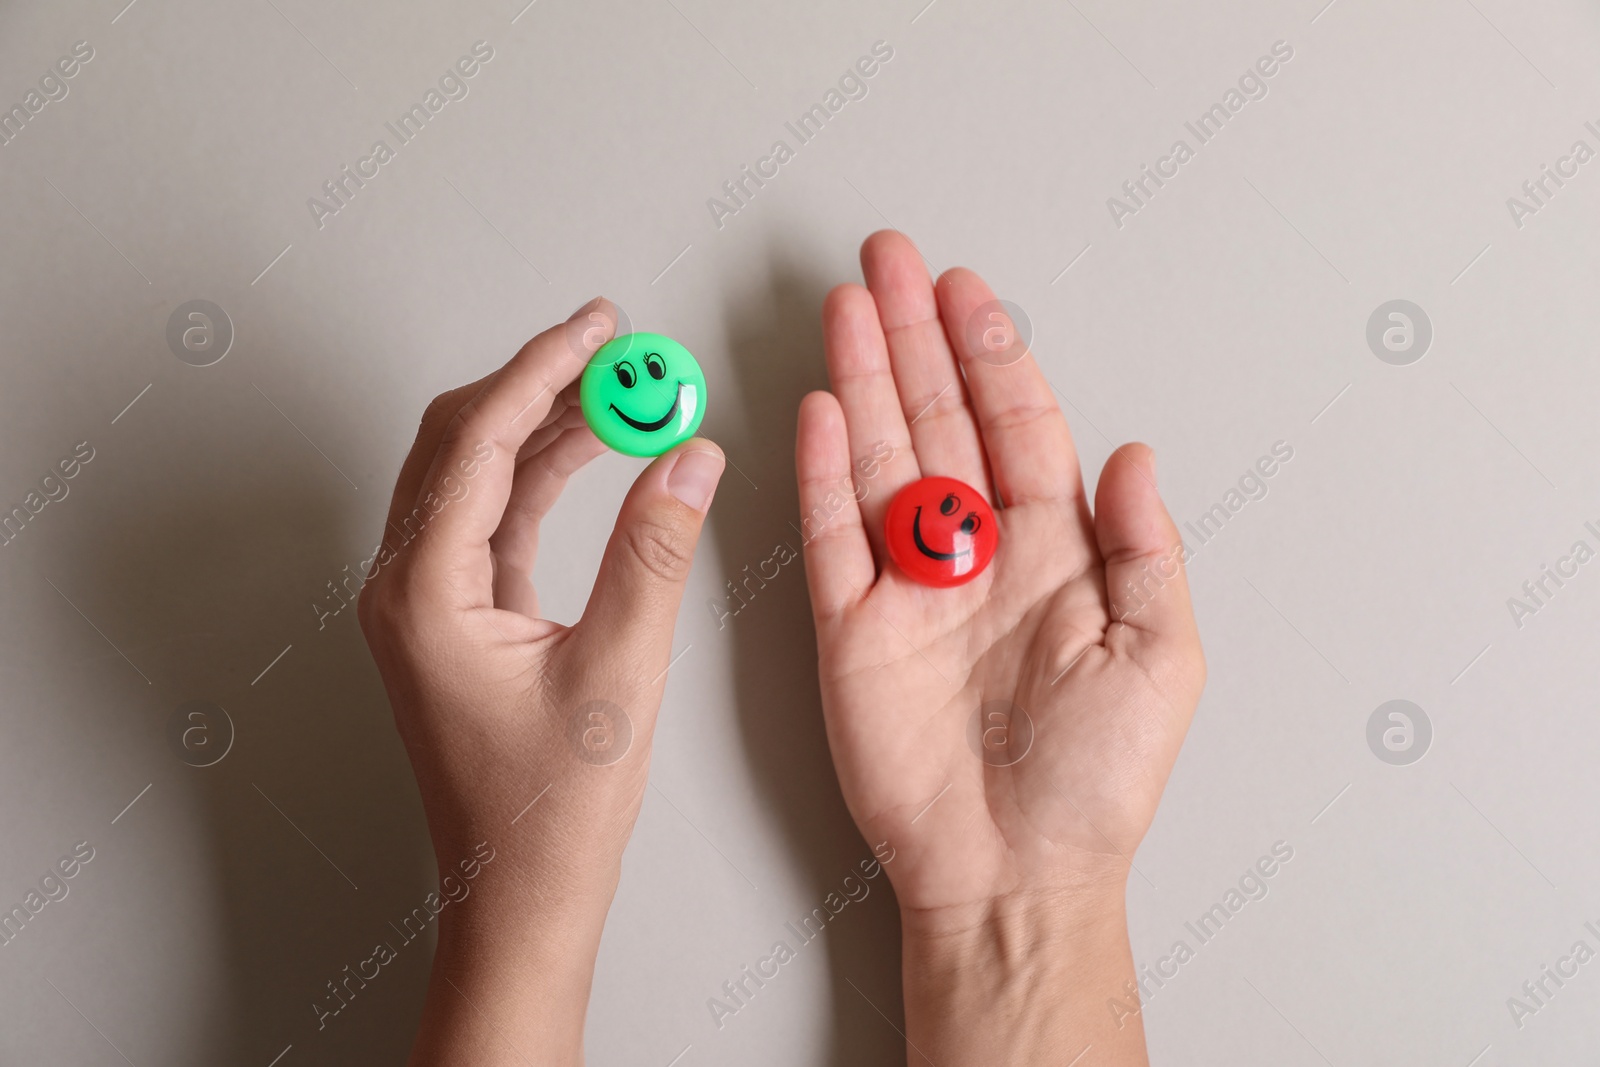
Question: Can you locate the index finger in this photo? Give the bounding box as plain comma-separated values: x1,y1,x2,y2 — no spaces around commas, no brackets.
404,298,619,597
381,372,491,546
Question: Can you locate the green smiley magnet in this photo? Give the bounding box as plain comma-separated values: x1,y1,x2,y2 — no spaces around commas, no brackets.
580,332,707,457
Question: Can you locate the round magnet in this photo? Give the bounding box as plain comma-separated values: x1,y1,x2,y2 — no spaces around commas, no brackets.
580,332,707,457
884,476,998,587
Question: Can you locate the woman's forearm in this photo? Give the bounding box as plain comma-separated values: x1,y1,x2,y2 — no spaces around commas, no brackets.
901,883,1147,1067
407,888,609,1067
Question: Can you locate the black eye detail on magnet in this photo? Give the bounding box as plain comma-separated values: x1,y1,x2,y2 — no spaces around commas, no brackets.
614,360,637,388
960,512,981,535
940,493,960,516
644,352,666,380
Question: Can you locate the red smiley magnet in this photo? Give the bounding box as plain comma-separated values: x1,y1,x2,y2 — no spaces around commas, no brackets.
884,476,998,588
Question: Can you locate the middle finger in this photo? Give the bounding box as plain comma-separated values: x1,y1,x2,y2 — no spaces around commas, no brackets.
860,231,989,495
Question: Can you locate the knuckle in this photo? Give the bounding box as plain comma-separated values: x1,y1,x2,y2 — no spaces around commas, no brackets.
988,403,1055,433
356,576,427,652
436,403,477,448
437,400,501,461
419,392,458,434
355,584,382,638
355,576,390,632
909,386,962,423
621,519,694,584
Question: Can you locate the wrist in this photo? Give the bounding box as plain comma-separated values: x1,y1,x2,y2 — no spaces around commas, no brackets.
404,857,617,1066
900,877,1147,1067
899,858,1129,945
901,881,1128,1005
406,907,604,1067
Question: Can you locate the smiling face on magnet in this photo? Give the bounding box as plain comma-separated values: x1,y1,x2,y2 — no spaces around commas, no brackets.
580,332,707,457
884,476,998,587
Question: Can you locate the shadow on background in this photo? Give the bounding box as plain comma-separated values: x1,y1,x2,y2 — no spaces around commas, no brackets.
710,243,905,1067
68,387,437,1064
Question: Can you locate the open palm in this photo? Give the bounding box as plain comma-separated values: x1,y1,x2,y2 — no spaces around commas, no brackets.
796,232,1206,920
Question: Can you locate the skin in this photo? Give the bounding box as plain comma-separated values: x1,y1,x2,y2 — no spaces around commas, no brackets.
795,231,1206,1065
361,233,1205,1065
358,298,726,1066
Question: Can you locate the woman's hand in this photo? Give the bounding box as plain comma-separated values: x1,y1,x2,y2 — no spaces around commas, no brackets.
359,299,725,1066
796,233,1205,1065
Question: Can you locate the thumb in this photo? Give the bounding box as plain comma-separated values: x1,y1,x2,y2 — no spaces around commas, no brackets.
1093,443,1204,695
578,439,725,671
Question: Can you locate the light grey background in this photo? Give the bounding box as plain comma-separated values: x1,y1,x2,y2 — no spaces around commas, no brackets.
1,0,1597,1063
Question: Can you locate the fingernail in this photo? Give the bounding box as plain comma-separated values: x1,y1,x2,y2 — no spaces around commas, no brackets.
1148,448,1158,486
568,296,603,320
667,449,724,512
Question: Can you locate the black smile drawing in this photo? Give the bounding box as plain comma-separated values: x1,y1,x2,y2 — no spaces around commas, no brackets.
611,381,684,432
911,506,972,562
